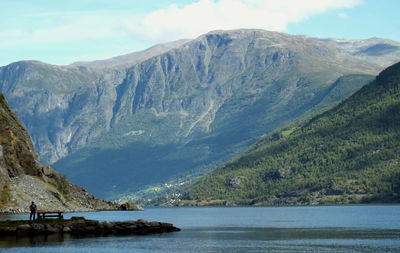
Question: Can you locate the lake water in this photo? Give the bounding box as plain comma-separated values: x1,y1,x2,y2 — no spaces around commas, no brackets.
0,205,399,252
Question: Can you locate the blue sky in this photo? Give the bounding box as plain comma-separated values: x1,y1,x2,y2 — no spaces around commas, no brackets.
0,0,399,66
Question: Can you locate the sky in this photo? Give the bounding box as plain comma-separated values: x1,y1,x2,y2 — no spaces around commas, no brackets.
0,0,399,66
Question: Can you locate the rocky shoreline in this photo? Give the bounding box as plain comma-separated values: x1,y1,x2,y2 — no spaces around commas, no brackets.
0,217,180,237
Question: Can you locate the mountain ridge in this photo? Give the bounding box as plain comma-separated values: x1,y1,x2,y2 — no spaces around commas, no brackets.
0,29,399,199
69,39,191,69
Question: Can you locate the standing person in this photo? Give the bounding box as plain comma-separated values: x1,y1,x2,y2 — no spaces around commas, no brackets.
29,201,37,221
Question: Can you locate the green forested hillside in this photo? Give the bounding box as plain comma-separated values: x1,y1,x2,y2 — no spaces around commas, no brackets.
182,62,400,206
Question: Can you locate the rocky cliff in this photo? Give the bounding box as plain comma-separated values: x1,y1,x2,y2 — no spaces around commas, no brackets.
0,93,112,212
1,29,399,199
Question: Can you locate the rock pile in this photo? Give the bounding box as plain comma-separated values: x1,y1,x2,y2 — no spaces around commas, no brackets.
0,217,180,237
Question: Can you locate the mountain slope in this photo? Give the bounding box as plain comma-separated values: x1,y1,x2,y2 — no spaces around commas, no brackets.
0,94,112,212
0,29,398,199
315,37,400,68
183,62,400,206
53,30,378,198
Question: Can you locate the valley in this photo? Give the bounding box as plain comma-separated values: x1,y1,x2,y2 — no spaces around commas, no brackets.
1,29,399,201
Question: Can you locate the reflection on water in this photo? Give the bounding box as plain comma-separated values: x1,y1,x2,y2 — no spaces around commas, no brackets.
0,205,399,252
0,234,65,248
0,227,399,253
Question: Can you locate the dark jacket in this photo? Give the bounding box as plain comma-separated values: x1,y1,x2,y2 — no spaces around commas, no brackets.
30,203,37,213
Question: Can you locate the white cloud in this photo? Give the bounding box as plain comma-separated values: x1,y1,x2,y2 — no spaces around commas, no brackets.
338,12,349,19
0,12,127,47
0,0,362,47
124,0,363,43
0,0,364,65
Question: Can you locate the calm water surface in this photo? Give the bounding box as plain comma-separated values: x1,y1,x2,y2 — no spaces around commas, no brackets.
0,205,399,252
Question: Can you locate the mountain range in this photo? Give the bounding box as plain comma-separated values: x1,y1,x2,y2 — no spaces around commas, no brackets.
0,29,399,200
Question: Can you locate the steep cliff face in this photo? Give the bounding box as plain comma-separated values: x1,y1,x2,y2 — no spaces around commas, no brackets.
0,29,399,199
0,94,112,212
0,61,124,163
0,93,44,185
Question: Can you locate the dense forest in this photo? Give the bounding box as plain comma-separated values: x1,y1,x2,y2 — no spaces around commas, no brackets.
181,62,400,206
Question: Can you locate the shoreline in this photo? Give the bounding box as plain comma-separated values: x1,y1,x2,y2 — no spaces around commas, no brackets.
2,203,400,215
0,217,180,237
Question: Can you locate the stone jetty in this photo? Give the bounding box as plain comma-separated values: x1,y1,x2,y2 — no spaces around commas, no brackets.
0,217,180,237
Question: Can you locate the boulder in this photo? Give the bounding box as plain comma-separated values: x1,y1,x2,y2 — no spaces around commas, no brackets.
102,222,113,230
149,221,161,227
16,224,31,231
16,224,31,235
63,226,71,233
84,220,99,226
118,202,144,211
45,224,61,233
31,223,45,233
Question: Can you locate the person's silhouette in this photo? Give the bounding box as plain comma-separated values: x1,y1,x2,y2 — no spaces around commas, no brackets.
29,201,37,221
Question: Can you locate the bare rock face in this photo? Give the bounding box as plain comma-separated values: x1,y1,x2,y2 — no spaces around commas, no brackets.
230,176,247,187
0,93,40,178
0,93,113,213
